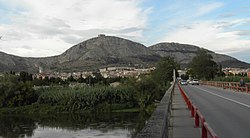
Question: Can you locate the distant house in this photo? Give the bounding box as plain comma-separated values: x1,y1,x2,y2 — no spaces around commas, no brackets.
98,34,106,37
248,71,250,79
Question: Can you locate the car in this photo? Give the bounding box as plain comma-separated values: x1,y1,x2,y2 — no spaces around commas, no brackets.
191,79,199,85
180,80,188,85
187,79,191,84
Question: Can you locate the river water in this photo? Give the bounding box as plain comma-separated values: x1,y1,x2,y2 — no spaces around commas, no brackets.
0,112,149,138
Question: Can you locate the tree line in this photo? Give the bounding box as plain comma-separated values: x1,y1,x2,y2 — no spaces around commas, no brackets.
0,57,179,113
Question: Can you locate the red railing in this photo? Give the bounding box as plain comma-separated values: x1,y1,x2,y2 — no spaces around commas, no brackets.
178,84,218,138
202,81,250,93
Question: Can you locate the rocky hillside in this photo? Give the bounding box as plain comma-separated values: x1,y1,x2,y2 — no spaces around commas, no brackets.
48,35,160,71
0,51,31,72
0,36,249,73
0,36,160,72
0,51,60,72
149,42,250,68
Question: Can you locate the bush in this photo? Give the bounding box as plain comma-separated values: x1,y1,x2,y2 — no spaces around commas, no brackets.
37,86,136,112
0,75,38,107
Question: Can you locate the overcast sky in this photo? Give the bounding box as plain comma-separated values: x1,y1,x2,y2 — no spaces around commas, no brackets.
0,0,250,63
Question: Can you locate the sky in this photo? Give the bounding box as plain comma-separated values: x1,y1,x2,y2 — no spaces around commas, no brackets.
0,0,250,63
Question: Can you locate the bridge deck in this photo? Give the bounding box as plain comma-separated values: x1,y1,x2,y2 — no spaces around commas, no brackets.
169,85,200,138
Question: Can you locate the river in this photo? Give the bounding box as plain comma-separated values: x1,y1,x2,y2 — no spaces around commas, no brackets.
0,112,149,138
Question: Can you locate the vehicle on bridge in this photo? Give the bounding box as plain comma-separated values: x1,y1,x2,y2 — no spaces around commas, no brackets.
190,79,199,85
180,80,188,85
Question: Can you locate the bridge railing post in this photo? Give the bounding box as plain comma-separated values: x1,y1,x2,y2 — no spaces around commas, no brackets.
195,112,199,127
202,124,207,138
191,105,195,117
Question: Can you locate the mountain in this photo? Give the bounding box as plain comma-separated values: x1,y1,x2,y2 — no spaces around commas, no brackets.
0,51,60,72
0,51,32,72
0,35,160,72
0,35,249,73
149,42,250,68
47,35,160,71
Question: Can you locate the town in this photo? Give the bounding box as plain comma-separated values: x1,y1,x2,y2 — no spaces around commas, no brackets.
26,66,155,80
1,67,249,81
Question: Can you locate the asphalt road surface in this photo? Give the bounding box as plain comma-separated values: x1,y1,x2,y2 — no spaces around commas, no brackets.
181,85,250,138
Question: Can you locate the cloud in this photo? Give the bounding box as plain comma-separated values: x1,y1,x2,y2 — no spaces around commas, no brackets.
156,1,250,63
0,0,151,57
196,2,223,16
218,13,235,18
21,45,32,50
0,38,69,57
215,19,250,29
163,22,219,48
236,30,250,36
162,21,250,56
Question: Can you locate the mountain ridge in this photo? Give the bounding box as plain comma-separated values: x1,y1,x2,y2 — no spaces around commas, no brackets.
0,35,249,73
149,42,249,68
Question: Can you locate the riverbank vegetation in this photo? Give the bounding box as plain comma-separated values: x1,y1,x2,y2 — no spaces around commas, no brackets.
0,57,179,114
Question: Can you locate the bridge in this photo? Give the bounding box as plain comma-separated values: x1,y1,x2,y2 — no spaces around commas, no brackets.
137,78,250,138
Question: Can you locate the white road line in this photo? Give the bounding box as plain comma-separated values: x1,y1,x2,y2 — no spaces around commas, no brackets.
194,86,250,108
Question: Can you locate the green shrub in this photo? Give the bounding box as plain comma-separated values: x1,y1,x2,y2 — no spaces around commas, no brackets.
37,86,136,112
0,75,38,107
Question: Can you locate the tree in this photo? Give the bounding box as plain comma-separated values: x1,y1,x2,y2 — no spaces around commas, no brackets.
135,76,159,110
19,71,33,82
181,74,189,80
77,74,85,83
92,72,104,84
67,75,76,82
217,64,225,77
85,75,93,86
0,74,38,107
152,56,179,87
189,49,218,80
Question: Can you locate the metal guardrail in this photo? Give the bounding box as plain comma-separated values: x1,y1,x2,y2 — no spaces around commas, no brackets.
202,81,250,93
136,81,175,138
178,83,218,138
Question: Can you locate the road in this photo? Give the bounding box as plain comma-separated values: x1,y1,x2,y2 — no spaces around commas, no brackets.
181,85,250,138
